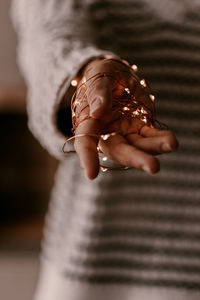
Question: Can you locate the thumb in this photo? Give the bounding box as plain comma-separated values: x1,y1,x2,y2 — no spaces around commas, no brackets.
87,76,112,119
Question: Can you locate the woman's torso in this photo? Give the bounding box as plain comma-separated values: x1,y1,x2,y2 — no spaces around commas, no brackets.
42,0,200,295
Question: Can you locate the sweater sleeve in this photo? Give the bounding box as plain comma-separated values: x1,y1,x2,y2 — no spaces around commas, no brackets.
10,0,115,160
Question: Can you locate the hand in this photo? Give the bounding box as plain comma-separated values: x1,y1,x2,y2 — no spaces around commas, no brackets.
74,58,178,180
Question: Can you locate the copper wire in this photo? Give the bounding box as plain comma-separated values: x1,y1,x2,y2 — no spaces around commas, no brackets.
62,58,167,171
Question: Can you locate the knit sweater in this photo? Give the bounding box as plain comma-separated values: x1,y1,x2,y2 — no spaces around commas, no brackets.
11,0,200,299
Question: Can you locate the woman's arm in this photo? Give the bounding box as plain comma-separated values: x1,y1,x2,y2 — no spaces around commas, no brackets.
10,0,114,159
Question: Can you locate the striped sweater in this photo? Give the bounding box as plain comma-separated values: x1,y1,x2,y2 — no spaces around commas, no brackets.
11,0,200,299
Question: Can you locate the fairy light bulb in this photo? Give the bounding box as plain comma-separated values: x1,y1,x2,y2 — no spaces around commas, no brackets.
74,100,79,105
131,64,138,72
133,110,139,116
125,87,130,94
140,79,147,87
82,77,86,84
150,94,155,102
141,116,147,123
101,167,108,172
102,156,108,161
123,106,130,111
141,107,148,114
102,134,110,141
71,79,78,87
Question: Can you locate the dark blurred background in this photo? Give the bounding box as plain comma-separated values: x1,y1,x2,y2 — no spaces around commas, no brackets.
0,1,57,299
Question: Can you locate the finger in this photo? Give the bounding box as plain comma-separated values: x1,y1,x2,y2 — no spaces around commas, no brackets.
126,133,178,154
74,120,100,180
139,126,179,151
86,76,112,119
100,134,160,174
75,136,99,180
141,125,173,138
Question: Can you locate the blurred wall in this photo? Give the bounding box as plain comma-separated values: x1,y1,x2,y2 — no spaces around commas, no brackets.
0,0,24,86
0,0,57,226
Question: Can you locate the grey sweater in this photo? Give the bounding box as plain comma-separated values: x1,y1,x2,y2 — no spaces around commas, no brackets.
11,0,200,299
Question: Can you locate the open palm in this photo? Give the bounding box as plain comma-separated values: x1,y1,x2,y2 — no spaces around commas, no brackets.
73,57,178,179
75,109,178,179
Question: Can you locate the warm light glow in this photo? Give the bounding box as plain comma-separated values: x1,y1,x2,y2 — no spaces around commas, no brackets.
101,167,108,172
150,94,155,102
140,79,146,87
133,110,139,116
141,116,147,123
102,134,110,141
64,60,160,173
141,107,148,114
71,79,78,87
125,87,130,94
131,64,138,72
74,100,79,105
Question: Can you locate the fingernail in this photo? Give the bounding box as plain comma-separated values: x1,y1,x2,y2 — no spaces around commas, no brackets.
162,143,172,152
142,165,152,174
90,97,103,116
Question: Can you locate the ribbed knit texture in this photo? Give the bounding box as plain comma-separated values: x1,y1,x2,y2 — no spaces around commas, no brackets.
11,0,200,299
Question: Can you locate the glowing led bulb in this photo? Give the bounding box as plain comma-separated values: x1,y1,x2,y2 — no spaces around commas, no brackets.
101,167,108,172
141,107,148,114
150,94,155,102
123,106,130,111
133,110,139,116
102,156,108,161
71,79,78,87
131,64,138,72
141,116,147,123
102,134,110,141
140,79,147,87
110,132,116,136
82,77,86,84
74,100,79,105
72,112,76,117
125,87,130,94
97,146,100,151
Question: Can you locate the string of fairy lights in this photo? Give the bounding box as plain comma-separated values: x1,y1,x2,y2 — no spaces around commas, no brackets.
62,56,165,172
